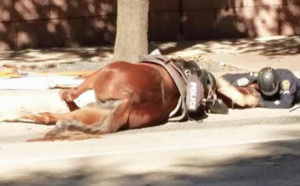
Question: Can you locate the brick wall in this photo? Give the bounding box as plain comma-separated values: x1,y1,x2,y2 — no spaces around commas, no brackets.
150,0,300,41
0,0,117,50
0,0,299,50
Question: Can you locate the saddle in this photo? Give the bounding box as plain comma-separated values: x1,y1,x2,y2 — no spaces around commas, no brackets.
140,55,204,121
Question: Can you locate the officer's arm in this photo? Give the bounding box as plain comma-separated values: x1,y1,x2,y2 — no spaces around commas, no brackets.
222,73,250,85
222,72,257,86
232,75,257,87
259,93,294,108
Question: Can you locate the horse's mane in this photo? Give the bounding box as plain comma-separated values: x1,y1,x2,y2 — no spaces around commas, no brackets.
216,77,260,108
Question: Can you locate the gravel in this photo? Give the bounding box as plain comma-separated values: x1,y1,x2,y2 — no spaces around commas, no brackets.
12,55,245,74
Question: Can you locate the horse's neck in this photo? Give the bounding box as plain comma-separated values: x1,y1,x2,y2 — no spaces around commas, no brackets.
216,78,260,108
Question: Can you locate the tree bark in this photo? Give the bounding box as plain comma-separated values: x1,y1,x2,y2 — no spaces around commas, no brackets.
114,0,149,62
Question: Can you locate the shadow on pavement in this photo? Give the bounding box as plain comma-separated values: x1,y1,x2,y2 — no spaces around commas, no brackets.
156,36,300,57
1,139,300,186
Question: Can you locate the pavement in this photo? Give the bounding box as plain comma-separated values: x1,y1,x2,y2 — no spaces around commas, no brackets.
0,35,300,185
1,35,299,73
160,35,300,73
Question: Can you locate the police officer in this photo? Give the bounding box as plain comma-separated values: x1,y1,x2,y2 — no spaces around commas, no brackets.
222,67,300,108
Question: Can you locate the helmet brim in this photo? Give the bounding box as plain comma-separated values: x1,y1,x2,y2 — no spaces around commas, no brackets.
260,83,279,96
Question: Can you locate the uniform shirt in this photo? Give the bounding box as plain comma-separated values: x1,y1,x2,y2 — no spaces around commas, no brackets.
222,69,300,108
222,72,257,87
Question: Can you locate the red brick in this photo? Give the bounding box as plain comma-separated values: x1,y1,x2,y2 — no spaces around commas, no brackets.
215,6,281,38
215,7,252,38
279,4,300,35
252,6,281,36
182,10,216,40
16,18,85,49
84,15,116,46
50,18,85,47
246,0,283,7
50,0,117,19
285,0,300,5
0,22,16,50
16,20,62,49
13,0,49,21
0,0,13,22
93,0,117,16
149,0,179,12
150,12,181,41
182,0,247,11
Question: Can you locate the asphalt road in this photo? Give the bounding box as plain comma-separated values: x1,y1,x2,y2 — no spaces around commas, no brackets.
1,90,300,185
1,115,300,186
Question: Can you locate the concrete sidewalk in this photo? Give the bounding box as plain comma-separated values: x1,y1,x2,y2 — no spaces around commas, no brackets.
0,35,299,74
1,36,300,185
160,35,300,73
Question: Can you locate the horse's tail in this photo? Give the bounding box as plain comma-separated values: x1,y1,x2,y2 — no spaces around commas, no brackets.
28,129,101,142
216,77,260,108
27,115,111,142
27,100,131,142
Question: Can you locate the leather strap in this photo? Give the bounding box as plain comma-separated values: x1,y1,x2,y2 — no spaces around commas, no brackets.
140,55,188,121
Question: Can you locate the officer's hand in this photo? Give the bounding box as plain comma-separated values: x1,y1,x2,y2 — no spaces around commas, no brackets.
236,77,250,87
258,95,265,107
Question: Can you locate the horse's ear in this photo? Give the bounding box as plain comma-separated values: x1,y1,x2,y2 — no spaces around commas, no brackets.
149,49,162,55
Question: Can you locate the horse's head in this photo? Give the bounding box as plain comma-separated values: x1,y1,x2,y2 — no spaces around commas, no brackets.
173,58,216,98
174,58,228,115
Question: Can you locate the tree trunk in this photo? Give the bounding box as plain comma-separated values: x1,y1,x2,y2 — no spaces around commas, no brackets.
114,0,149,62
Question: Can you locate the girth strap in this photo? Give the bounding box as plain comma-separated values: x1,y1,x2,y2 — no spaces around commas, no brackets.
140,55,188,121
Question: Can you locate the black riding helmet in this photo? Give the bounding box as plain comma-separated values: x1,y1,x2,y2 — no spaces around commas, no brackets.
258,67,279,96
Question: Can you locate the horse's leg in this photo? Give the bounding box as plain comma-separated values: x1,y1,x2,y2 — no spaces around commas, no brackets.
59,69,102,102
0,112,71,124
13,101,108,124
37,100,169,141
7,69,105,123
28,100,131,141
128,102,167,129
17,112,76,125
65,101,80,111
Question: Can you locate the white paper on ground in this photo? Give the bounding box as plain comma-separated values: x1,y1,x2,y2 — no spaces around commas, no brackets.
0,76,84,90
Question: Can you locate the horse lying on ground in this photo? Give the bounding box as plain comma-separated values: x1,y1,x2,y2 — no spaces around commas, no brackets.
6,56,216,141
3,55,259,141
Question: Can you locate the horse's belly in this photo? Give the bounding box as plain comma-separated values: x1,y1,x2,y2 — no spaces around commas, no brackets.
94,62,166,103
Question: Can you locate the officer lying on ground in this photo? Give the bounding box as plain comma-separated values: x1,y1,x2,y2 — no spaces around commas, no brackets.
221,67,300,108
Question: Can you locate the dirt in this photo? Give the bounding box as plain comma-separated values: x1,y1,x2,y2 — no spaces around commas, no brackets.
171,55,246,73
10,55,245,74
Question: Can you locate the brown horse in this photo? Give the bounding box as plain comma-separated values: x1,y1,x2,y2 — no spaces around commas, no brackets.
216,76,261,108
8,58,206,141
